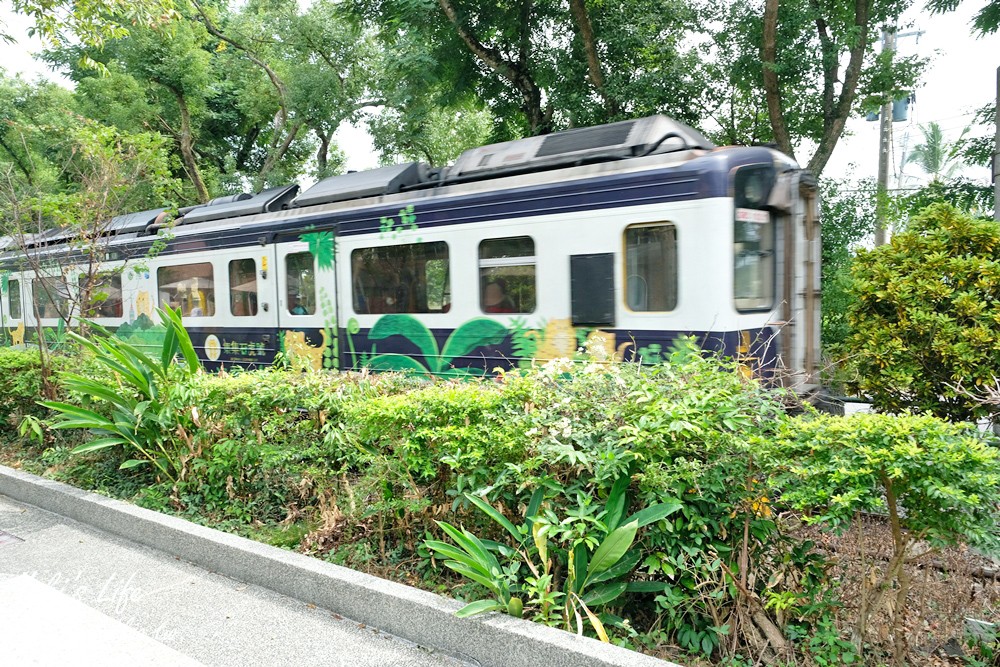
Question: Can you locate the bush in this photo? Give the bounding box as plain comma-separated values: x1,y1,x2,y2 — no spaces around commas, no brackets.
840,203,1000,421
770,412,1000,665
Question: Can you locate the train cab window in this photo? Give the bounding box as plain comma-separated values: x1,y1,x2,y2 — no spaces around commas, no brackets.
8,279,21,319
479,237,536,314
351,242,449,314
229,259,258,317
286,252,316,315
733,210,774,311
624,224,677,311
32,277,72,319
78,273,123,318
157,263,215,317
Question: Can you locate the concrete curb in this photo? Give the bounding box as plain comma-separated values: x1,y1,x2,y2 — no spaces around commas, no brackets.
0,464,679,667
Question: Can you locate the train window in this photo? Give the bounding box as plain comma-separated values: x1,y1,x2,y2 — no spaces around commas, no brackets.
78,273,123,318
286,252,316,315
229,259,258,317
32,277,72,319
157,263,215,317
8,279,21,319
351,242,449,314
733,210,774,311
479,237,536,314
624,224,677,311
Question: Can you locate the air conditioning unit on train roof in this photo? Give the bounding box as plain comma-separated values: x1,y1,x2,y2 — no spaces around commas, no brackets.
294,162,431,208
180,185,300,225
444,115,715,183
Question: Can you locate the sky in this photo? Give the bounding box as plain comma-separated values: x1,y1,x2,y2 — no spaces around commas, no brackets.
1,3,997,183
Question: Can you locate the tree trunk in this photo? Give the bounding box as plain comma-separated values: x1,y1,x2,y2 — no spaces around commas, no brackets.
804,0,872,176
170,88,210,203
568,0,618,119
762,0,794,160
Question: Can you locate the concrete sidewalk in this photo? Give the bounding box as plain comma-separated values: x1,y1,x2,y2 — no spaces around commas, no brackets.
0,493,464,667
0,466,678,667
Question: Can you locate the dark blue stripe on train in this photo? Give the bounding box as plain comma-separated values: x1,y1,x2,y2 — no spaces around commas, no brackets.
161,148,773,255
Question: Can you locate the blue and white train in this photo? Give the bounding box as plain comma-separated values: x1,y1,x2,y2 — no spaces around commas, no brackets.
0,115,821,393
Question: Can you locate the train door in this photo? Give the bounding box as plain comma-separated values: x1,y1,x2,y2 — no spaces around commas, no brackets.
275,239,338,370
217,249,280,365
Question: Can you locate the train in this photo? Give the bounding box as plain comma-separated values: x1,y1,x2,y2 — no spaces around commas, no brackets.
0,114,821,394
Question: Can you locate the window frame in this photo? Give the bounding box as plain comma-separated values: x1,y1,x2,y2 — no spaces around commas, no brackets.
156,261,216,317
622,222,679,313
350,241,450,315
478,236,537,315
229,258,259,317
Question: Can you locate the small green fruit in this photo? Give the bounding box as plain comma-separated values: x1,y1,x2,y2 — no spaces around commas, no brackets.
507,597,523,618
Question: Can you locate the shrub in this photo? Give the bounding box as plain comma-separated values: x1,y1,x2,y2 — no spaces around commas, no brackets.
770,412,1000,665
840,203,1000,421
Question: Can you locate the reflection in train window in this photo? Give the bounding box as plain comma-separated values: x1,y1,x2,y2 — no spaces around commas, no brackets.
352,242,449,314
32,277,72,319
624,224,677,312
286,252,316,315
479,237,535,314
8,279,21,319
157,263,215,317
79,273,123,318
229,259,258,316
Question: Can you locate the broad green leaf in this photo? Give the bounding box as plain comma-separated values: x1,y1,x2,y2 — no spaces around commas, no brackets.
424,540,492,576
585,521,638,586
622,501,683,528
581,581,627,607
604,475,631,533
455,599,503,618
625,581,669,593
119,459,150,470
467,494,522,544
72,437,127,454
588,549,642,586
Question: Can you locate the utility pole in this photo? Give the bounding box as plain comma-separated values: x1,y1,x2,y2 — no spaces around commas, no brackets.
994,65,999,222
875,28,896,246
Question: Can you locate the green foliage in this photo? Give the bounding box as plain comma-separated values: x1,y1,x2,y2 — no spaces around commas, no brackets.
819,178,878,351
772,412,1000,551
427,484,680,641
0,348,49,431
41,307,201,482
840,203,1000,421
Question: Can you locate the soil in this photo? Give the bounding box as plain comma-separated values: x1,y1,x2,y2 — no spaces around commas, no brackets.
800,513,1000,665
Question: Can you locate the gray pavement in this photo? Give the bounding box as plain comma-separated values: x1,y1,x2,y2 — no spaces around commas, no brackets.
0,493,465,667
0,466,679,667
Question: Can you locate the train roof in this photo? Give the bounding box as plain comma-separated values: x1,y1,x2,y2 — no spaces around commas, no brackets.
0,115,803,265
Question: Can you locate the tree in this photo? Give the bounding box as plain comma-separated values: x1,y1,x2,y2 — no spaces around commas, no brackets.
926,0,1000,34
351,0,703,138
840,203,1000,422
2,0,178,53
713,0,925,176
0,119,181,392
819,178,878,350
904,121,969,181
772,412,1000,666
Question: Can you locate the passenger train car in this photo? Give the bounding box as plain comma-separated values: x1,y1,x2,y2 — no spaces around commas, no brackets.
0,115,821,393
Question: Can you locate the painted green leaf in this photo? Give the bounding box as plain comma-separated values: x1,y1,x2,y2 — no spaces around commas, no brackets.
439,318,509,368
368,314,440,363
366,353,431,374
